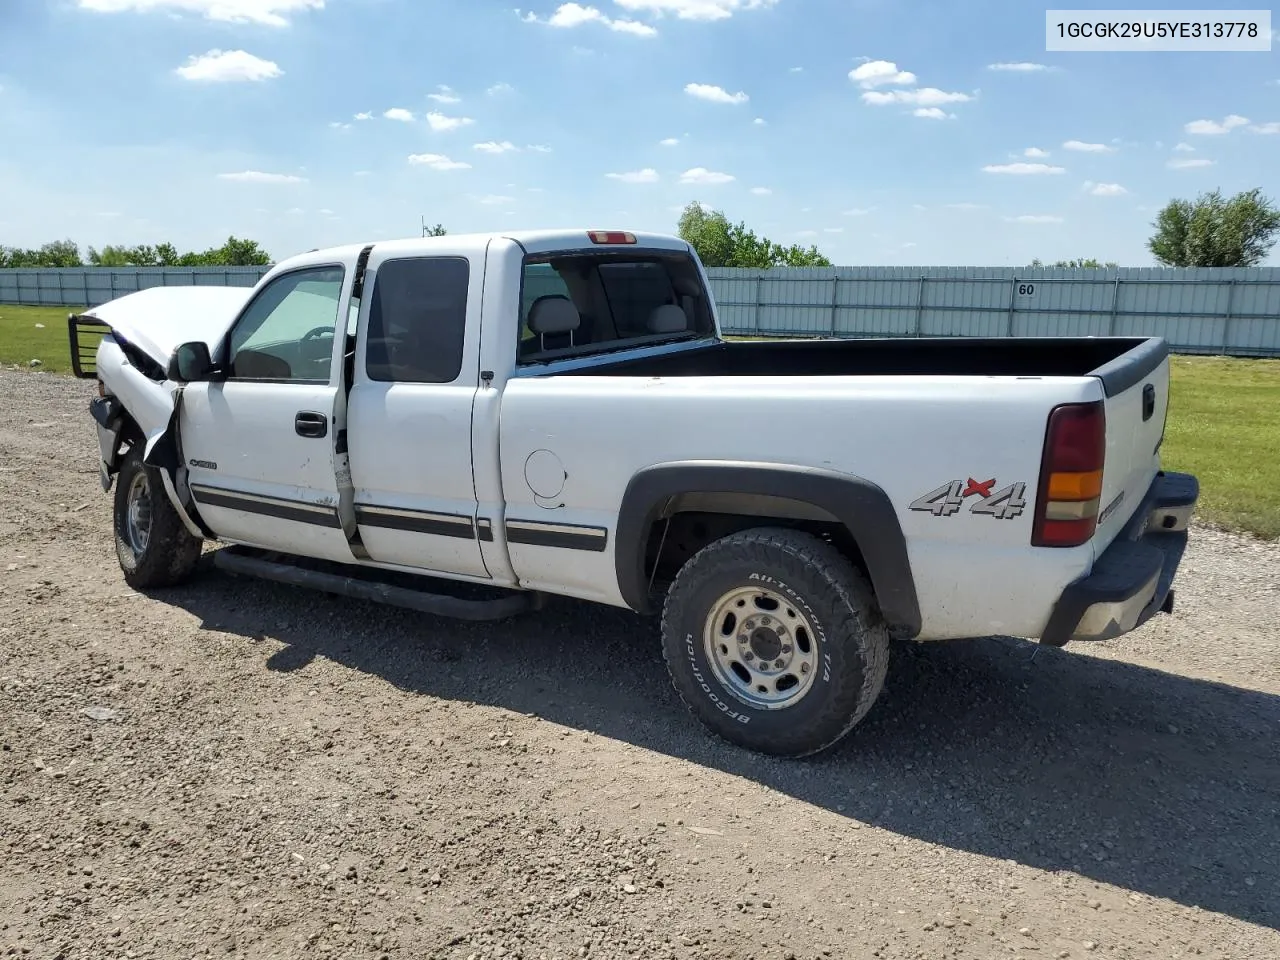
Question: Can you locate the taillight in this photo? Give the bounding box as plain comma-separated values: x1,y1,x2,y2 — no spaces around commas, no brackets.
1031,400,1105,547
587,230,637,244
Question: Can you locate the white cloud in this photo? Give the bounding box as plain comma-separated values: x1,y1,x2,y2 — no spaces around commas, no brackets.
474,140,519,153
217,170,306,183
476,194,514,205
329,121,351,130
1168,157,1215,169
913,107,954,120
912,204,926,211
986,61,1048,71
659,137,681,146
849,59,916,89
1063,139,1114,153
789,66,803,73
612,0,779,20
428,85,460,104
750,186,772,195
77,0,322,27
1023,147,1049,158
608,17,658,34
1087,182,1127,196
487,82,516,95
606,168,660,183
862,87,971,106
1249,122,1280,134
982,161,1065,175
354,170,372,177
679,167,735,184
1173,142,1195,152
426,111,475,132
752,117,766,125
526,144,553,152
1005,215,1064,223
1185,114,1249,135
174,49,281,82
384,107,414,122
523,3,657,35
354,111,373,121
685,82,748,104
408,153,471,171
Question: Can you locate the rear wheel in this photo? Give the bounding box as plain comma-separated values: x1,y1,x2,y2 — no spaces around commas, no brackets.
113,447,203,589
660,527,889,757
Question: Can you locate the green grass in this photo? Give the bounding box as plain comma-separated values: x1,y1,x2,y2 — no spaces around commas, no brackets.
2,307,1276,538
0,304,84,374
1161,355,1280,540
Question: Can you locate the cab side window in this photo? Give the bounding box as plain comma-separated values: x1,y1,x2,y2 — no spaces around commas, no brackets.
365,257,470,384
227,266,346,382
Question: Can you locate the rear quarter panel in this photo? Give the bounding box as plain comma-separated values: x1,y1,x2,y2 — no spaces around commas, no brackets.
499,372,1105,639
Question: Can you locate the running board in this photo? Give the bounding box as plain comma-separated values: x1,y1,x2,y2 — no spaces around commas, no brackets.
213,546,542,621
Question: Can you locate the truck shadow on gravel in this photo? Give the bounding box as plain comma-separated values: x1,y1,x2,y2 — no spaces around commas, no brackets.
165,562,1280,931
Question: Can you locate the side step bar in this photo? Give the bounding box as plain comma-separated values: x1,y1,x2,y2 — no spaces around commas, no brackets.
213,547,542,621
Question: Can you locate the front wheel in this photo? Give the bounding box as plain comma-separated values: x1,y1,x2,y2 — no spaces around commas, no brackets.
113,447,204,589
660,527,890,758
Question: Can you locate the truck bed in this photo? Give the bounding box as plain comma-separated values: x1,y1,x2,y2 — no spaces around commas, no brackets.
558,336,1164,395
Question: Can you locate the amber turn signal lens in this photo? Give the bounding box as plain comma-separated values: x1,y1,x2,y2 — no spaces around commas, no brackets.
1046,469,1103,501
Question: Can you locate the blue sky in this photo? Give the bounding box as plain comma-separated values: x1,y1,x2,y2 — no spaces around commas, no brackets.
0,0,1277,266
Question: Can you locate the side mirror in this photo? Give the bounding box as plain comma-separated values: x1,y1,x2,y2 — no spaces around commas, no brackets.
168,341,215,382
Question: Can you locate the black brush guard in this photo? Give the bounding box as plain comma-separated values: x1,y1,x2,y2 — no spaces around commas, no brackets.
67,313,112,379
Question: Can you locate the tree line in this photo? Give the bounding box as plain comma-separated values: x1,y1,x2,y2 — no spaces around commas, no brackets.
0,236,272,268
677,188,1279,270
4,188,1277,271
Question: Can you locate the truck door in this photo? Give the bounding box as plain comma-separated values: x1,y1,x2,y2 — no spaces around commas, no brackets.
344,244,490,579
181,261,357,563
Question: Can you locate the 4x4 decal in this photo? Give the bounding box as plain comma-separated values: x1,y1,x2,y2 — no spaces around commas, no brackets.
910,478,1027,520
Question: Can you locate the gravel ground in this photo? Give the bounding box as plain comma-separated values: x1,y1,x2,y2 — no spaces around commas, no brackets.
2,367,1278,960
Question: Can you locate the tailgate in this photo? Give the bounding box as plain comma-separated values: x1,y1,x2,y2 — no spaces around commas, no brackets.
1090,338,1170,551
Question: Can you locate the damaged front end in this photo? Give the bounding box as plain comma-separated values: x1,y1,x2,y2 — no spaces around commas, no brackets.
68,286,253,521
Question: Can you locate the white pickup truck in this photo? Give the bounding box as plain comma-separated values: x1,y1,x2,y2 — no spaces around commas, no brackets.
70,228,1199,757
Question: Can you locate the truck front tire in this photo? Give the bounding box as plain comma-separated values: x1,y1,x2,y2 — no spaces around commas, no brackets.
112,447,203,589
660,527,890,758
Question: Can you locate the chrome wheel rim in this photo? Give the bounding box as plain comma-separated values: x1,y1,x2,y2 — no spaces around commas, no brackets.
702,585,820,710
124,470,153,558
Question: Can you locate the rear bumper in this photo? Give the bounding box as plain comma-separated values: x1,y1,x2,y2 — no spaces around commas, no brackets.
1039,470,1198,646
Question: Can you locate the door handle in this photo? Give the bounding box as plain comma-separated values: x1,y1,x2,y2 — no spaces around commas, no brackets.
295,411,328,438
1142,383,1156,421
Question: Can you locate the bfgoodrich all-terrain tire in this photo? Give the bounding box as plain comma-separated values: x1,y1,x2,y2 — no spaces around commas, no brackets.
113,446,204,589
660,527,890,758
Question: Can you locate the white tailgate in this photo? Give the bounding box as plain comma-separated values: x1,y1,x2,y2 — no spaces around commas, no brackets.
1092,348,1169,550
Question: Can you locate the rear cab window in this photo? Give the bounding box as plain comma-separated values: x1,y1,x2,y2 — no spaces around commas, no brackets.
517,250,715,365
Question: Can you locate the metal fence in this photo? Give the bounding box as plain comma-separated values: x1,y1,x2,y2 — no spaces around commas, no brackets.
0,266,269,308
706,266,1280,358
4,263,1280,357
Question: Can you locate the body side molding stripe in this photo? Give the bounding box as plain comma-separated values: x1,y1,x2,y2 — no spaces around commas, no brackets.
355,505,475,539
353,505,599,550
505,519,608,552
189,483,343,529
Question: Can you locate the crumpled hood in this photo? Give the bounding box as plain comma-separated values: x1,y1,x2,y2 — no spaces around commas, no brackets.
82,285,255,368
